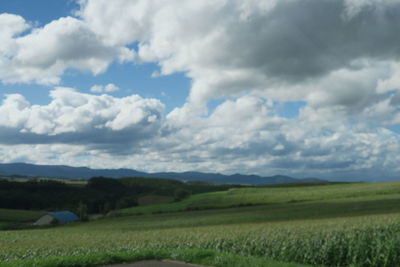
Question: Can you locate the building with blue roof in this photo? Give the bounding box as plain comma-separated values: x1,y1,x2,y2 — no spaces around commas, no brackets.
34,211,79,225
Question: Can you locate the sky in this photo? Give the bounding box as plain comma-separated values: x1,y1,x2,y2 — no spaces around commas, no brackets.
0,0,400,181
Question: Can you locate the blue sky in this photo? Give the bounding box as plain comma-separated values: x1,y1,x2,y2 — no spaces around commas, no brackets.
0,0,400,181
0,0,191,112
0,0,78,24
0,0,305,115
0,0,77,104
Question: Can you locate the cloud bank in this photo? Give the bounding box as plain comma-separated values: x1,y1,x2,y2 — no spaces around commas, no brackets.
0,88,164,153
0,90,399,180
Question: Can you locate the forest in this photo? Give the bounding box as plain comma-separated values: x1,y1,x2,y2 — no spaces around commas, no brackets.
0,177,237,215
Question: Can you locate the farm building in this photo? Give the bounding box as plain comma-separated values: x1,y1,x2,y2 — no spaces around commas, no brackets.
33,211,79,226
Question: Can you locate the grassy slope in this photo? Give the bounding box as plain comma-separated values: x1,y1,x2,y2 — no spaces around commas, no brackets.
113,181,400,215
1,182,400,266
0,209,44,222
0,209,44,230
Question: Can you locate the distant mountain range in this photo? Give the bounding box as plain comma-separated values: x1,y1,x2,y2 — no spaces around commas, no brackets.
0,162,326,185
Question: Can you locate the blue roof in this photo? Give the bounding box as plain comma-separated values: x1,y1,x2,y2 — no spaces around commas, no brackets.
48,211,79,223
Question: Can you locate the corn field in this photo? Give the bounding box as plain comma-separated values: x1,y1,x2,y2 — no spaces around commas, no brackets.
1,209,400,267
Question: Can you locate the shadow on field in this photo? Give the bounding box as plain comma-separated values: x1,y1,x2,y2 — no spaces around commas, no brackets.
209,198,400,225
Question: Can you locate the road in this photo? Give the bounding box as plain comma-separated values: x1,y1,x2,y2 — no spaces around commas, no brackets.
100,260,209,267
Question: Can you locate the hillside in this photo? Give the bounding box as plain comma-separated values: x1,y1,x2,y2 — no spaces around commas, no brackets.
113,181,400,216
0,162,325,185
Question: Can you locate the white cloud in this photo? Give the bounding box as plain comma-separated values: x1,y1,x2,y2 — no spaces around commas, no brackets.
0,88,164,149
0,15,134,84
0,14,30,78
90,83,120,93
150,95,400,180
78,0,400,109
343,0,400,19
3,0,400,109
0,13,29,39
0,90,399,180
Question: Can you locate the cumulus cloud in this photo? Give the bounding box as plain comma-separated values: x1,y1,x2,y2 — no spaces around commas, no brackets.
0,88,164,151
3,1,400,109
136,95,398,180
0,13,28,32
77,0,400,151
79,0,400,107
0,15,134,84
0,14,30,75
90,83,120,93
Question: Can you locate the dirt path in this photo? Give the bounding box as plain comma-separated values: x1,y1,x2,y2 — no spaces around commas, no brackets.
100,260,209,267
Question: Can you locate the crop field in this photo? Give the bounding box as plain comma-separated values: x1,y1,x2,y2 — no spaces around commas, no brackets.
0,209,44,230
1,182,400,267
0,209,43,222
114,181,400,215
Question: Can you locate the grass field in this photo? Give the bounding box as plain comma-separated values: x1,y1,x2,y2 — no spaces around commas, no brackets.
0,209,44,230
0,209,44,222
1,182,400,267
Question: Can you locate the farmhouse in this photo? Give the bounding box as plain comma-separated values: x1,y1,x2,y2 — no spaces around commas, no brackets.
34,211,79,226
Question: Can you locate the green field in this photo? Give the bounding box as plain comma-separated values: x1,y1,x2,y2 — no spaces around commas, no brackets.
1,182,400,267
113,181,400,215
0,209,44,230
0,209,44,222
